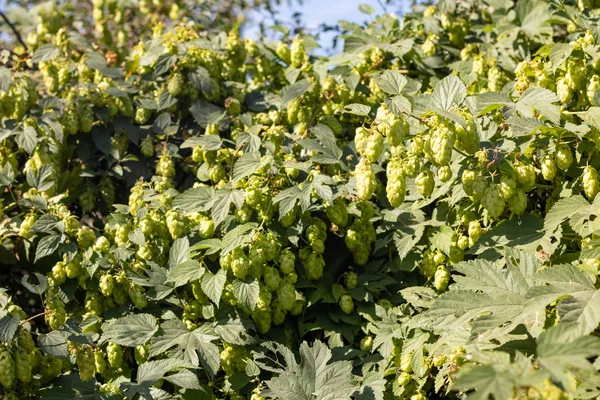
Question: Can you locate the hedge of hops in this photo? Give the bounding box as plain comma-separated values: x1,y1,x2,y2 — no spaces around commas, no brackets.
3,0,600,398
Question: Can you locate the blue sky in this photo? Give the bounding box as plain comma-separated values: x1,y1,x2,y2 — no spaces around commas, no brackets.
245,0,402,53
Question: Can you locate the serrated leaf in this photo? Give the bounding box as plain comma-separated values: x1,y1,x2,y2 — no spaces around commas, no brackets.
101,314,159,346
164,369,202,389
220,223,258,255
281,80,311,108
17,126,38,154
37,330,68,358
232,277,260,312
210,189,244,227
516,87,560,124
549,43,573,71
172,187,213,213
258,340,355,400
137,358,196,384
430,75,466,112
32,43,59,62
27,163,54,192
0,314,20,342
22,272,48,295
453,365,515,400
35,234,62,263
149,319,220,377
233,152,271,182
373,70,407,95
180,135,222,150
430,225,453,255
165,260,205,287
168,237,190,269
0,68,10,92
343,103,370,116
31,214,61,234
201,269,228,305
274,186,302,220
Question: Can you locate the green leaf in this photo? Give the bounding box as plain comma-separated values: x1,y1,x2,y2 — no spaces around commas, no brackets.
374,70,408,95
232,277,260,312
32,43,59,63
37,330,68,358
430,225,453,255
257,340,355,400
358,3,376,14
17,126,38,154
281,80,311,108
210,189,244,227
21,272,48,295
172,187,213,213
549,43,573,71
274,186,302,221
233,152,272,183
343,103,371,116
164,369,202,390
220,223,258,255
430,74,467,112
168,237,190,269
149,319,220,377
31,214,61,234
544,196,590,233
400,287,437,309
201,269,228,305
26,164,54,192
516,0,552,36
530,264,600,335
453,365,516,400
516,87,560,124
537,323,600,390
0,68,10,92
180,135,222,150
0,314,20,343
137,358,196,384
473,92,512,116
100,314,159,347
165,260,205,288
35,234,63,263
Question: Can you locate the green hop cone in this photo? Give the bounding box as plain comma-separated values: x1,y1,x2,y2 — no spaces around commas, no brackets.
0,345,15,388
429,122,456,166
355,158,376,201
507,187,527,215
135,344,149,365
345,271,358,289
360,335,373,352
95,350,107,374
498,175,517,200
541,156,557,180
107,343,123,369
415,170,435,198
437,166,452,182
434,266,450,292
18,329,35,353
167,72,185,96
15,346,32,383
555,144,573,171
75,346,95,382
480,184,505,218
339,293,354,314
583,166,600,200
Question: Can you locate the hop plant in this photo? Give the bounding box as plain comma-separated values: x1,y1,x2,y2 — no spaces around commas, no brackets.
75,345,95,382
0,345,15,388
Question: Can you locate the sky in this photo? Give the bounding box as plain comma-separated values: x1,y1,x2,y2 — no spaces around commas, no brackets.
245,0,405,54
